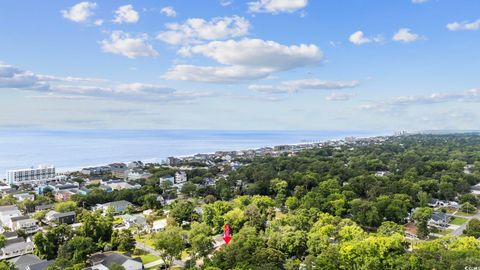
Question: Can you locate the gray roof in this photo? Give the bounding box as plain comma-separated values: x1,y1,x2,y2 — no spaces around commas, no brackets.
27,260,54,270
35,204,54,211
53,211,76,219
3,231,18,238
0,205,19,212
91,252,142,268
5,237,25,246
8,254,42,270
11,215,32,222
104,200,132,208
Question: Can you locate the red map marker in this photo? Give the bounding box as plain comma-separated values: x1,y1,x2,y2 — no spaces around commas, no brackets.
223,224,231,245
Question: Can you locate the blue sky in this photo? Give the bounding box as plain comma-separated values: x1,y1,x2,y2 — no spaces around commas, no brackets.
0,0,479,131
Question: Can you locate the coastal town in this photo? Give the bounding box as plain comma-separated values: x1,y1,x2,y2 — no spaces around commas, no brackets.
1,133,480,269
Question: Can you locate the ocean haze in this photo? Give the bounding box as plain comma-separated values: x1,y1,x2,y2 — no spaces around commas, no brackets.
0,129,383,177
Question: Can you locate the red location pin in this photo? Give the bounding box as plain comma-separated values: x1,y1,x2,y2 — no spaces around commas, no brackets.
223,224,231,245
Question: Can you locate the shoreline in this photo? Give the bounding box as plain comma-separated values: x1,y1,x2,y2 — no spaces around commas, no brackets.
54,132,390,174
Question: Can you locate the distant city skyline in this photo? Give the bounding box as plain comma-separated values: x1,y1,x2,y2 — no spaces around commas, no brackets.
1,0,479,130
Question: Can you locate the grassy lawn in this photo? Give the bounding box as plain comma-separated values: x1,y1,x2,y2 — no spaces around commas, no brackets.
439,207,457,214
135,234,156,248
455,211,478,217
438,229,454,236
134,254,161,264
450,217,468,225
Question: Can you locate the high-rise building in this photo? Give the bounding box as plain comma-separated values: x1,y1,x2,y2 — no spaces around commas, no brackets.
5,165,55,185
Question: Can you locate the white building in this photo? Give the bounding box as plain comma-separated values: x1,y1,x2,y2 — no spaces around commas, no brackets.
175,171,187,184
6,165,55,185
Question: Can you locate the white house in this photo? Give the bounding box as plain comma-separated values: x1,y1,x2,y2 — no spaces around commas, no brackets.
152,219,167,232
9,216,38,234
175,171,187,184
0,205,22,227
93,200,133,215
12,193,35,202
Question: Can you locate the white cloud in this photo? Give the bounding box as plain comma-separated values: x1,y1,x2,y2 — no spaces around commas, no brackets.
447,19,480,31
0,64,44,89
393,28,421,43
412,0,429,3
325,92,356,101
359,88,480,112
160,6,177,17
220,0,233,6
349,31,383,45
283,79,359,90
182,39,322,71
248,0,308,14
165,39,322,83
156,16,250,45
1,62,212,102
94,19,103,26
249,79,359,94
100,31,158,59
61,2,97,23
113,4,139,24
163,65,270,83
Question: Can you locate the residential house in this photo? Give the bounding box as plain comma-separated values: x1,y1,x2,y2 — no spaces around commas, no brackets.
77,187,91,196
8,254,53,270
159,175,174,185
12,193,34,202
152,219,167,232
375,171,391,177
34,204,54,212
9,216,39,234
122,214,147,232
428,212,452,227
0,235,34,260
54,190,74,202
93,200,133,215
45,211,76,225
0,205,22,227
127,170,151,181
127,161,143,170
110,163,128,179
175,171,187,184
101,180,141,191
87,252,143,270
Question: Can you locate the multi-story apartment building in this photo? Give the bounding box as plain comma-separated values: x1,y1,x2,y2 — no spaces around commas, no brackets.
5,165,55,185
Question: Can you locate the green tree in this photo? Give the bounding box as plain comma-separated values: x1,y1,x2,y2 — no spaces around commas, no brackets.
413,207,433,239
33,224,73,260
188,222,213,260
0,261,16,270
111,229,135,253
154,226,186,269
223,208,247,233
461,202,477,214
464,218,480,238
170,200,195,224
377,221,404,236
55,201,77,213
55,236,95,268
78,211,113,246
0,235,5,249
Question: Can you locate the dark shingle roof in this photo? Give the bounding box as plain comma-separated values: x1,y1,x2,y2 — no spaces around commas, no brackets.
27,260,54,270
3,231,18,238
8,254,42,270
11,215,31,222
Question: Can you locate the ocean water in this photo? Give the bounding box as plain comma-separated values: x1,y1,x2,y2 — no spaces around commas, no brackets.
0,129,384,177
